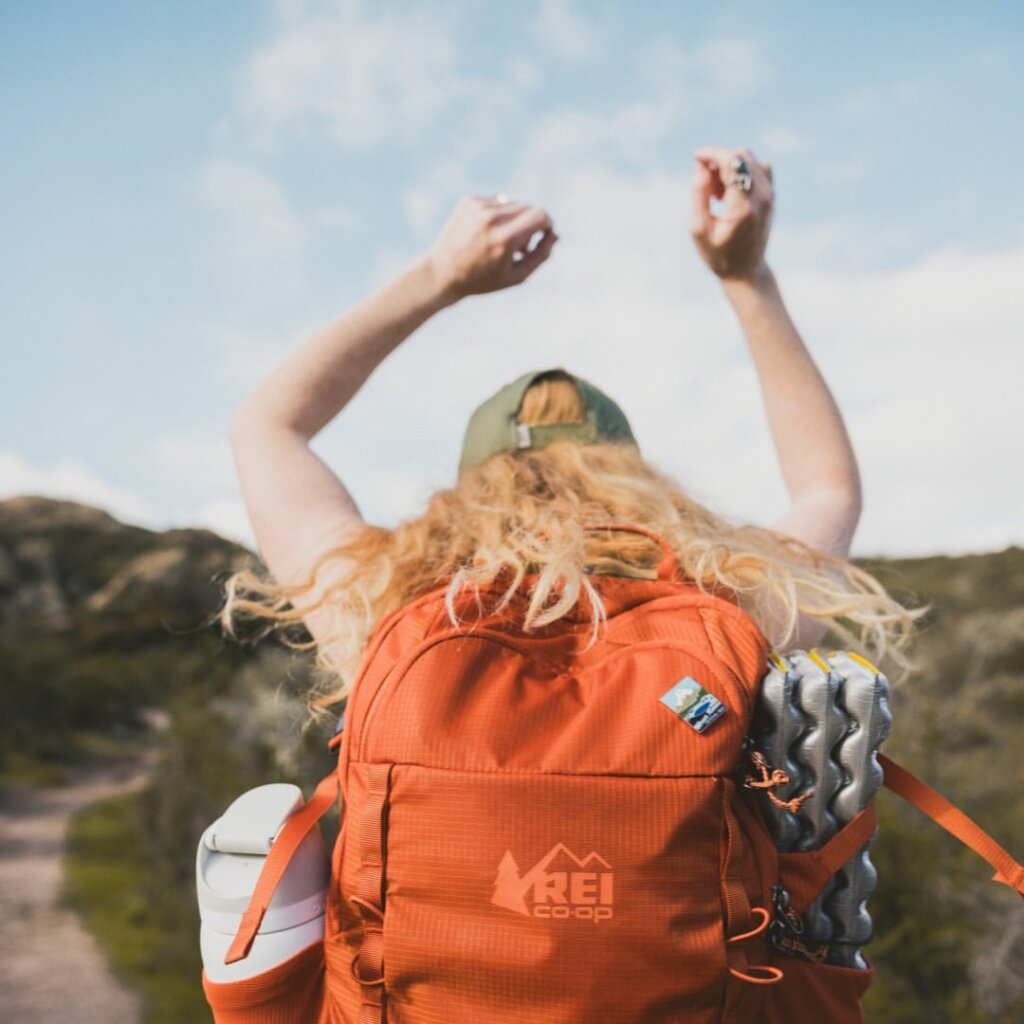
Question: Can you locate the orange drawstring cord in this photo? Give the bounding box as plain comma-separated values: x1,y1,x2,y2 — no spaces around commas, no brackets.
743,749,814,815
727,906,785,986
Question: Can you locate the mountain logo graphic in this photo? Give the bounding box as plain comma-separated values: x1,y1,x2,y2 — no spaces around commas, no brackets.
491,842,614,922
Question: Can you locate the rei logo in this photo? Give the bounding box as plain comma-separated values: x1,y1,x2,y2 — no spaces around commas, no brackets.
491,842,614,922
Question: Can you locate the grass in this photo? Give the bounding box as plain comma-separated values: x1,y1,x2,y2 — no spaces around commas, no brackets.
0,730,144,794
0,751,70,788
63,787,212,1024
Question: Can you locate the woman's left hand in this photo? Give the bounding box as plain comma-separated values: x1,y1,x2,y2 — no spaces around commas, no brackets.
425,195,559,302
690,145,774,282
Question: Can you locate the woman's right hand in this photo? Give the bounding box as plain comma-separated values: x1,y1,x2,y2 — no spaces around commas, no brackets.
690,145,774,282
425,195,558,303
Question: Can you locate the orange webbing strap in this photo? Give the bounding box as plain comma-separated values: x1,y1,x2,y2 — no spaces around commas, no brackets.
879,753,1024,899
352,763,393,1024
778,802,878,915
722,791,783,987
721,795,754,938
223,768,341,965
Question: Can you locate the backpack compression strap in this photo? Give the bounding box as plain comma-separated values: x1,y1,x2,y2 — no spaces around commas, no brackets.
879,753,1024,900
224,766,342,964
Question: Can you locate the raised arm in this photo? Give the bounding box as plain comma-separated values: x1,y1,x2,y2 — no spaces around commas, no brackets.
690,145,862,646
229,196,557,654
719,265,862,551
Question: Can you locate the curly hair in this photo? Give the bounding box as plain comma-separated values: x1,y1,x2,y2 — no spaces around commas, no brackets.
216,371,929,727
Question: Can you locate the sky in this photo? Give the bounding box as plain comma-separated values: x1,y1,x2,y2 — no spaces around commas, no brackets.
2,0,1022,559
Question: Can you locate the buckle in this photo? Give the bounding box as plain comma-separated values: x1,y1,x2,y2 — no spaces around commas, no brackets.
769,885,830,962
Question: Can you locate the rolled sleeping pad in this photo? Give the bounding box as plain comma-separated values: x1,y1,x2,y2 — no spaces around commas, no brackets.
825,651,892,967
749,649,891,969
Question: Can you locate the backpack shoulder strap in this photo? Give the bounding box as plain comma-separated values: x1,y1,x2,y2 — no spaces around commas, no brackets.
879,752,1024,899
223,764,342,964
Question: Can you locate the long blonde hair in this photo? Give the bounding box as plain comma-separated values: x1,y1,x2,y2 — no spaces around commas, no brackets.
217,371,929,726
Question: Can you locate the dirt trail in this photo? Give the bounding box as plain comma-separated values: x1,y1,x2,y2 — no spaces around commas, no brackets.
0,745,159,1024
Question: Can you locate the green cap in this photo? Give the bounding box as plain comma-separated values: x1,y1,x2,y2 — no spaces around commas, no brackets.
458,367,639,475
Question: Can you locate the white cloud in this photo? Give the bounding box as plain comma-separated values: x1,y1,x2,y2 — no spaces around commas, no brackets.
530,0,605,61
504,55,545,91
756,126,807,157
401,185,446,238
634,35,772,116
310,204,360,231
514,101,681,182
203,318,312,393
270,0,308,20
482,36,773,186
815,154,872,187
184,12,1018,560
838,76,930,121
195,158,309,298
225,2,540,170
313,155,1023,559
192,497,256,551
0,451,156,528
149,430,236,490
769,217,916,272
237,0,467,149
400,160,473,236
749,243,1024,555
226,10,765,172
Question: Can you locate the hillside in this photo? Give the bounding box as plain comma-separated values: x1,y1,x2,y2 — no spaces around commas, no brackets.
0,495,1021,1022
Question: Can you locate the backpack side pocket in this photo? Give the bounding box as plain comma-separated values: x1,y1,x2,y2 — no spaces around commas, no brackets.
201,940,328,1024
758,954,872,1024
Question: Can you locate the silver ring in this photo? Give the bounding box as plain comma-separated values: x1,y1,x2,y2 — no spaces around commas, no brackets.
493,192,512,205
725,157,753,193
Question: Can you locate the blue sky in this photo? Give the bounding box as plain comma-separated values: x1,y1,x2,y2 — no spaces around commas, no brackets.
2,0,1022,557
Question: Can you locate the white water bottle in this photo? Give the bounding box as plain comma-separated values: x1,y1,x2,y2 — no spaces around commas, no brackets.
196,783,331,982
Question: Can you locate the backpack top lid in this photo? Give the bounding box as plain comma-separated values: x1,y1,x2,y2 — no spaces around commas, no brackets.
339,524,771,780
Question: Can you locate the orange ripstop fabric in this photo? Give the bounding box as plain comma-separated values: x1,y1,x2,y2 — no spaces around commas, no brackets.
202,522,885,1022
202,941,328,1023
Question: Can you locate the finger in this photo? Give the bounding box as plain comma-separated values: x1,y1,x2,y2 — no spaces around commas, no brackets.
694,155,725,202
702,146,766,219
482,201,529,225
508,228,558,282
697,145,769,199
693,144,739,169
690,158,715,238
719,156,754,220
732,146,773,199
495,206,553,251
739,147,773,194
475,195,530,228
694,144,754,200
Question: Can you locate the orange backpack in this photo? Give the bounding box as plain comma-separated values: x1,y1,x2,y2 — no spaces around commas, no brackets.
203,522,1024,1024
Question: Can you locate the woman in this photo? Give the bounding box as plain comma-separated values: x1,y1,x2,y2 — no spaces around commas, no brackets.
220,144,923,725
205,144,931,1024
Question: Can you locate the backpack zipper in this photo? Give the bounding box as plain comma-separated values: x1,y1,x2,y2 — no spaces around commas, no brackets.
356,628,534,762
355,628,752,763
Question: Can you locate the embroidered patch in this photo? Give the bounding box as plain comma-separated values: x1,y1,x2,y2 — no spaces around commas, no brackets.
659,676,727,733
